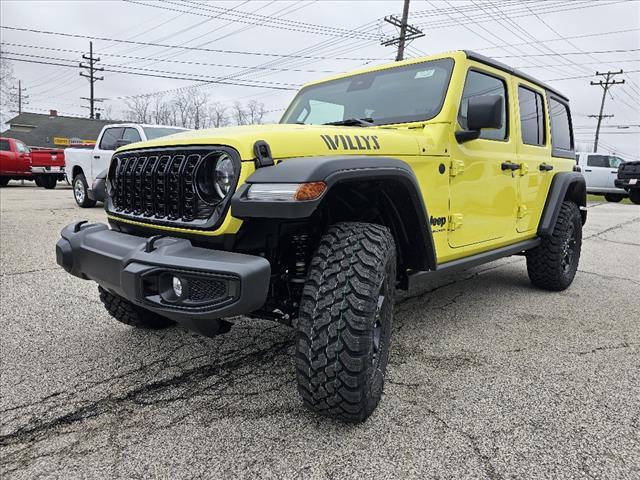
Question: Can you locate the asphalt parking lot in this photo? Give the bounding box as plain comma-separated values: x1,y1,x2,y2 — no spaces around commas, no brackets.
1,182,638,479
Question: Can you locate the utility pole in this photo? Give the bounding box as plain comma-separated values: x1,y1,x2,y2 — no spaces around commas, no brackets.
11,80,29,114
79,41,104,119
381,0,424,61
589,70,625,152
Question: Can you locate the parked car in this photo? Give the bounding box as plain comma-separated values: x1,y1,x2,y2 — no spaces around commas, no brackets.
64,124,187,207
575,152,627,202
615,160,640,204
57,50,586,423
0,137,65,189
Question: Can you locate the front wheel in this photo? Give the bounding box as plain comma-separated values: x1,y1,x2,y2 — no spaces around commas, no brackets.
98,286,174,329
629,189,640,205
526,201,582,291
73,173,96,208
296,222,396,423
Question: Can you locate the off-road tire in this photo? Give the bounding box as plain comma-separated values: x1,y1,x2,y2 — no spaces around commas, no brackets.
604,193,624,203
296,222,396,423
98,286,174,329
629,189,640,205
526,201,582,291
40,176,57,189
73,173,96,208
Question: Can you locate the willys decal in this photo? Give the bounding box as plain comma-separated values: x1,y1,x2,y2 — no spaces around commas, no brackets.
320,134,380,151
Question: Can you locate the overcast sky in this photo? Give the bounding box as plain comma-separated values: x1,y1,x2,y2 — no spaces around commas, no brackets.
1,0,638,159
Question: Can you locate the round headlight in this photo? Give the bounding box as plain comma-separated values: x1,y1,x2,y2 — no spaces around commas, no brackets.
214,154,235,198
196,152,236,204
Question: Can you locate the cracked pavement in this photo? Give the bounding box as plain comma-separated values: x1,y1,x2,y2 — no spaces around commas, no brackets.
1,184,639,479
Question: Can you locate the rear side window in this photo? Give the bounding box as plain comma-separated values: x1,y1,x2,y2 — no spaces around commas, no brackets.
99,127,125,150
587,155,608,167
0,140,9,151
122,128,141,143
549,97,573,152
518,86,546,146
458,70,508,141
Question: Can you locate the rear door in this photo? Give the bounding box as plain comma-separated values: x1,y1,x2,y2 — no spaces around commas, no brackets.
92,127,124,181
515,83,553,233
584,154,610,192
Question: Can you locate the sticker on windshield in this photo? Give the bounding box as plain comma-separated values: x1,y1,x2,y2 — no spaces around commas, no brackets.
415,69,435,79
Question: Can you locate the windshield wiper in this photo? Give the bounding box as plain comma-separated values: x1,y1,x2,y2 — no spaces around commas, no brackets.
323,117,374,127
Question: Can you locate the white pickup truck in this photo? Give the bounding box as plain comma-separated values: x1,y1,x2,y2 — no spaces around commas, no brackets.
65,123,187,207
575,152,628,202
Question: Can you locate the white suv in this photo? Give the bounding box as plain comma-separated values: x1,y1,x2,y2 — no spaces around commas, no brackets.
576,152,628,202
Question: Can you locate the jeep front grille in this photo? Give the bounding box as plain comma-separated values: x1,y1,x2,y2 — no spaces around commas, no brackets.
108,147,237,228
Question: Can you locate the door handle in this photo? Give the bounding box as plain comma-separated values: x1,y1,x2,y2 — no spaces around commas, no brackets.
539,163,554,171
93,155,100,159
610,171,618,174
584,169,592,172
501,161,521,171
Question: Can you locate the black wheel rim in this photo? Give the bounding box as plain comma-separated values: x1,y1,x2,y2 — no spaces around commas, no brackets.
561,223,576,273
372,294,384,363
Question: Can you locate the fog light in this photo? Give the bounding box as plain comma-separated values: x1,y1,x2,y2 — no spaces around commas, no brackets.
172,276,183,297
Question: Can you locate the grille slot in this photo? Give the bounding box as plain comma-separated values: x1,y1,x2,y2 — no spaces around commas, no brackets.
108,147,234,227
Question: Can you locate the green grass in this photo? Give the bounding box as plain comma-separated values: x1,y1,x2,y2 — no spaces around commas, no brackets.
587,194,633,205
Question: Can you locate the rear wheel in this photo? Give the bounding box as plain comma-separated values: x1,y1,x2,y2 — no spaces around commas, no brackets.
98,286,174,329
0,177,9,187
73,173,96,208
526,201,582,291
296,222,396,423
40,176,57,189
35,177,43,187
629,189,640,205
604,193,624,203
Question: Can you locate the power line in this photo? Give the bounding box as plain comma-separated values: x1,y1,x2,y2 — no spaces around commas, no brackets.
381,0,424,61
78,41,104,119
0,26,384,62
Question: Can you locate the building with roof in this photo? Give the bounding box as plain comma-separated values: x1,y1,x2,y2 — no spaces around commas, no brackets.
1,111,118,148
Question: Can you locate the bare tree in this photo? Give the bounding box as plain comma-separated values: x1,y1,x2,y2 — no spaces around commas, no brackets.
172,91,193,128
151,94,173,125
245,100,266,125
0,56,17,126
190,90,209,129
124,95,152,123
207,101,228,128
232,101,247,126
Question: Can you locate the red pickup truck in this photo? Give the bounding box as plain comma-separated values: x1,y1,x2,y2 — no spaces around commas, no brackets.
0,137,65,189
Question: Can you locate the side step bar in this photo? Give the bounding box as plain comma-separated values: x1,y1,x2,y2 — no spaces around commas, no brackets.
407,238,540,289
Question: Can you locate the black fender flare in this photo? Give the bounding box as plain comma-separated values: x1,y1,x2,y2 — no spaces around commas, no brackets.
538,171,587,237
231,155,437,271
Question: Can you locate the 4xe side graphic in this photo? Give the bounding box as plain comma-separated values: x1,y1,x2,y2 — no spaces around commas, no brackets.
320,134,380,151
56,50,586,424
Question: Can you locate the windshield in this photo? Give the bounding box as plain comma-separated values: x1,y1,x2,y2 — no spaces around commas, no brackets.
281,58,454,126
142,127,188,140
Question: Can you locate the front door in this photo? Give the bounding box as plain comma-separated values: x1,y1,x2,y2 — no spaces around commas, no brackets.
584,154,611,191
448,68,517,249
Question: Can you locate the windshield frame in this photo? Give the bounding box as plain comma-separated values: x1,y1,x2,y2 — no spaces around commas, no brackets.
280,57,455,127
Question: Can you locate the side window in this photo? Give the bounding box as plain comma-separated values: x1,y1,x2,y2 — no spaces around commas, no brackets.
99,127,124,150
0,140,10,151
458,70,507,141
549,98,573,152
15,141,28,154
122,128,142,143
587,155,607,167
518,86,546,146
609,156,625,168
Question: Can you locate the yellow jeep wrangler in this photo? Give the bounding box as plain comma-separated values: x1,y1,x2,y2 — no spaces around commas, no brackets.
57,50,586,422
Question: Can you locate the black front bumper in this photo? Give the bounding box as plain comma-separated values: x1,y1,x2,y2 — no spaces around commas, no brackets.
56,222,271,335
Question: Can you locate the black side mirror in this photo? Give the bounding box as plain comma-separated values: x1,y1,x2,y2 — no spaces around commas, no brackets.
115,139,132,148
456,95,503,143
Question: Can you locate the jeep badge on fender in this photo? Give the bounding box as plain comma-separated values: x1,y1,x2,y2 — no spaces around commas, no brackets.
56,50,585,423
